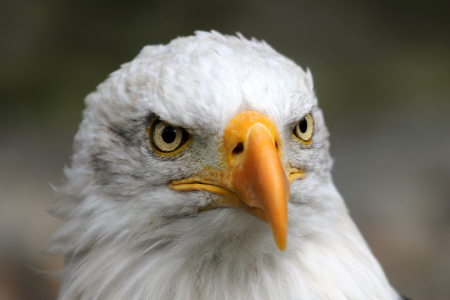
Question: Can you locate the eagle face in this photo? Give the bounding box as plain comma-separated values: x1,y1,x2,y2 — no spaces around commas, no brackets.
75,31,331,249
48,31,399,300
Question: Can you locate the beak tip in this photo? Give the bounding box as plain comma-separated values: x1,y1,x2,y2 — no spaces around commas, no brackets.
272,225,287,251
275,237,287,251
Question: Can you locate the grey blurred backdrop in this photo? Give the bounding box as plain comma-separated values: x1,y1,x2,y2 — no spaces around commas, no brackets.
1,0,449,299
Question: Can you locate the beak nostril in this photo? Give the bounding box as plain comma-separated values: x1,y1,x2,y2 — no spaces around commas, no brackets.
275,141,279,149
232,143,244,155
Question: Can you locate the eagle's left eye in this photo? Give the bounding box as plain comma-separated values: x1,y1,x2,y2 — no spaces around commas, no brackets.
293,113,314,144
148,118,190,155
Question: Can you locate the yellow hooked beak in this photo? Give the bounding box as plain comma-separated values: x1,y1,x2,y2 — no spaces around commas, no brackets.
170,111,304,251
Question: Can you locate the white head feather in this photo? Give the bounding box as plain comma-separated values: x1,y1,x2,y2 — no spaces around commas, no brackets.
46,31,400,300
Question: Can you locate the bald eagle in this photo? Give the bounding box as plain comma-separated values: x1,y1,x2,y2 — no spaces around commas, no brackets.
46,31,409,300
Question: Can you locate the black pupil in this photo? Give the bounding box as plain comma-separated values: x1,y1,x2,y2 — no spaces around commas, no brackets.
162,127,177,143
299,118,307,133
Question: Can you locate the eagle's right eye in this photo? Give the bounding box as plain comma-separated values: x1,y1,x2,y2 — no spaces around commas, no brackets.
148,118,190,156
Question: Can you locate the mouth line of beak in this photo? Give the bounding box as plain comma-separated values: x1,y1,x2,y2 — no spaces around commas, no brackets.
288,168,305,183
170,179,267,220
169,179,233,200
169,168,305,214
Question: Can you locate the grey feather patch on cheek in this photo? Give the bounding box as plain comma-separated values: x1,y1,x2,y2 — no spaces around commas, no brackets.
108,125,139,146
90,151,112,186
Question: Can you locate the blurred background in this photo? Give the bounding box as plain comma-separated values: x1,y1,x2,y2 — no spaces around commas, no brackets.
0,0,449,299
